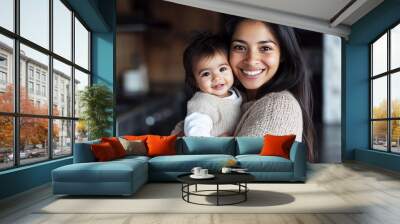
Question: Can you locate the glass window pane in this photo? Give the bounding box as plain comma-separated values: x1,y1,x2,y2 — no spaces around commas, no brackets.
0,116,14,170
75,120,88,143
391,24,400,70
20,44,49,115
53,0,72,60
20,117,49,165
74,69,89,118
372,121,388,151
74,18,89,70
20,0,49,49
372,33,387,76
391,72,400,118
372,77,387,119
0,0,14,32
53,59,72,117
391,120,400,153
0,34,14,112
53,119,72,158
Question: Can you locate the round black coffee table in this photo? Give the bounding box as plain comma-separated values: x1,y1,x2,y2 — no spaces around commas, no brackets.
177,173,255,206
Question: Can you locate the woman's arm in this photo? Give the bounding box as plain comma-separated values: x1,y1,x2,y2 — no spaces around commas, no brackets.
235,91,303,142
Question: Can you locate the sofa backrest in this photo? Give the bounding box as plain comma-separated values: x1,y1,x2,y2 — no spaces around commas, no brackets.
74,136,274,162
177,137,236,155
235,136,263,155
73,139,100,163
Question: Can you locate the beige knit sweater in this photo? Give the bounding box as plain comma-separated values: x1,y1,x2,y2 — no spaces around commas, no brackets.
234,90,303,142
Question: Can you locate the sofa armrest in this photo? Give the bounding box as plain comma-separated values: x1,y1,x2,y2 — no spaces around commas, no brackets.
289,141,306,181
73,140,100,163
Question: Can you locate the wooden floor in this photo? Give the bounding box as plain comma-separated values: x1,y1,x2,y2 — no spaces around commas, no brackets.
1,162,400,224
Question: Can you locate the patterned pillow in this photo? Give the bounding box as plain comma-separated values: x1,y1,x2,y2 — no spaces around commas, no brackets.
118,137,147,156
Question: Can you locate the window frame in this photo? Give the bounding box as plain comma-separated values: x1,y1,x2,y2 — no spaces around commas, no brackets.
370,20,400,154
0,0,92,171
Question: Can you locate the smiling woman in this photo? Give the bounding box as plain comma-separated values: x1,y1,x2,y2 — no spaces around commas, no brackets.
225,17,315,161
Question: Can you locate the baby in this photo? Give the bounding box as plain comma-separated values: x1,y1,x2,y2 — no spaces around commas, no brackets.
181,33,242,137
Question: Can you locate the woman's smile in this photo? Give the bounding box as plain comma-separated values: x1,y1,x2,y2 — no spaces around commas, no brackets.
240,68,266,77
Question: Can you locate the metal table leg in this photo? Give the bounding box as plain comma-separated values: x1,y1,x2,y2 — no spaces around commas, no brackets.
217,184,219,206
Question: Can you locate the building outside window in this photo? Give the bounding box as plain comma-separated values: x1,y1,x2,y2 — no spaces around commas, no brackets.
42,85,46,97
28,66,34,79
0,0,91,170
28,81,34,94
35,70,40,81
54,89,58,102
0,71,7,86
0,54,7,67
41,73,46,83
371,22,400,154
0,54,7,89
35,83,40,95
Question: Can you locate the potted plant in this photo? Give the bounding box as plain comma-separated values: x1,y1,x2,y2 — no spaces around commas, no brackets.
79,84,113,140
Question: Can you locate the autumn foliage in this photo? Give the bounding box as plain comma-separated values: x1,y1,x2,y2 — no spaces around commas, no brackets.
0,84,59,150
372,99,400,142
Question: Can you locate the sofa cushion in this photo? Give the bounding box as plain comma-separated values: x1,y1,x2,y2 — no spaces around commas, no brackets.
235,155,293,172
118,138,147,156
74,140,100,163
101,137,127,158
235,137,263,155
179,137,235,155
123,135,149,141
260,134,296,159
146,135,177,156
115,155,150,163
148,154,235,172
52,158,148,183
91,142,118,161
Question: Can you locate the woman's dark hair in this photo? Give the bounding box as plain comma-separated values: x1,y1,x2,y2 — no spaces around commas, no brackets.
183,32,229,101
225,16,316,162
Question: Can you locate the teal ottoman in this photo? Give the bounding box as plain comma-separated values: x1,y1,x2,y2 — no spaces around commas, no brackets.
52,156,148,196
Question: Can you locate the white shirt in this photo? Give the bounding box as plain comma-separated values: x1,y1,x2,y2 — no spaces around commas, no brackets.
184,89,240,137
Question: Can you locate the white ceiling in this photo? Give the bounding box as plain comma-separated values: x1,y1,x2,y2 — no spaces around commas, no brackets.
163,0,384,39
225,0,352,22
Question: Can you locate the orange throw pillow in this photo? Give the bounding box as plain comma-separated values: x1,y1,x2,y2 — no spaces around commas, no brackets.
146,135,177,157
259,134,296,159
91,142,117,161
123,135,149,141
101,137,127,158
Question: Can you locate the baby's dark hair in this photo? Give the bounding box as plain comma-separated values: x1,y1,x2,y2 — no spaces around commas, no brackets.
183,32,229,100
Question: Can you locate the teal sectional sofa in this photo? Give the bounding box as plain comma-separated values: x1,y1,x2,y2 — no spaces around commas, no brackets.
52,137,306,196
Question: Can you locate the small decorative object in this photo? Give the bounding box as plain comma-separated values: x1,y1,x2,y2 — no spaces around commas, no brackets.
225,159,239,168
221,167,232,173
191,167,202,176
190,167,214,179
221,159,239,173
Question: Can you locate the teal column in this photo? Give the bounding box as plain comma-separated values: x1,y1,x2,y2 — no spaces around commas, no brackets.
91,0,116,136
342,43,369,160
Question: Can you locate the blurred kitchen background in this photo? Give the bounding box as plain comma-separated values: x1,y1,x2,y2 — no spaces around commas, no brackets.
116,0,341,163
